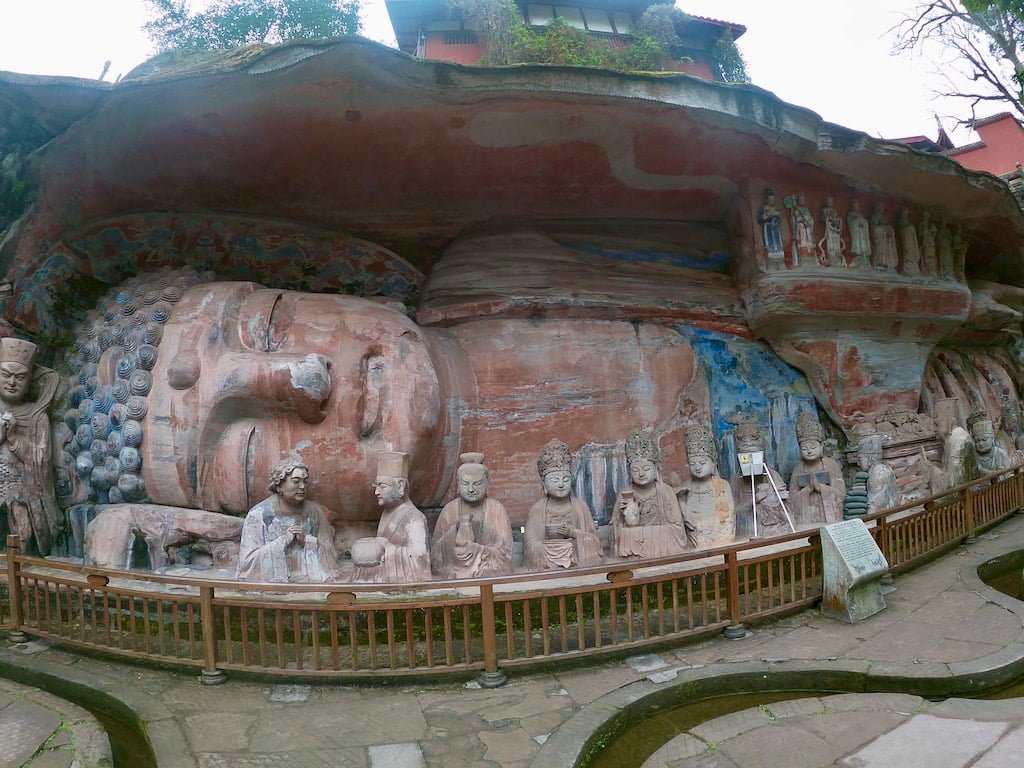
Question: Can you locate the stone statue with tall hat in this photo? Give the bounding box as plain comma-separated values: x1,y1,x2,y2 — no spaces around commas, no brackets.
351,450,430,583
612,429,692,558
0,337,63,556
789,412,846,529
677,425,735,548
969,408,1012,475
523,439,603,571
431,452,512,578
237,456,340,583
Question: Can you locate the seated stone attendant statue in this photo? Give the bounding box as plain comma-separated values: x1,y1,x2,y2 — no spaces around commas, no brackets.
0,337,63,556
969,409,1012,475
432,452,512,578
612,429,691,559
789,412,846,529
676,425,735,548
237,458,341,583
859,433,900,515
523,439,603,570
350,450,430,583
928,397,975,494
729,418,790,539
997,400,1024,456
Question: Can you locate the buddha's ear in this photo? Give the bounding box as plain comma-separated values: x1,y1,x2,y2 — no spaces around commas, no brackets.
359,353,385,438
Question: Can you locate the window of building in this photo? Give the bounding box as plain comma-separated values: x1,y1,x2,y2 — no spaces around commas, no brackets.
443,30,479,45
526,4,631,34
581,8,614,34
554,6,585,29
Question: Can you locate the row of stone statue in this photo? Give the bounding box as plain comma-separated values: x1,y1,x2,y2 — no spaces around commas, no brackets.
236,415,899,585
758,189,965,279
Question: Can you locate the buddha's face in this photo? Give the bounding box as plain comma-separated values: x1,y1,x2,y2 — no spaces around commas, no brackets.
458,466,489,504
629,458,657,488
0,361,30,405
972,425,994,454
799,439,823,462
149,284,443,520
543,470,572,500
374,476,405,508
858,446,881,471
276,468,308,507
688,454,715,480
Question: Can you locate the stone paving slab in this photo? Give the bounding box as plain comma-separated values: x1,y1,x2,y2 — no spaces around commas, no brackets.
838,714,1009,768
0,678,111,768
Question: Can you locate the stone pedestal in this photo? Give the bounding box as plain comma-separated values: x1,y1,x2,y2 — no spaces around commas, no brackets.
820,518,889,623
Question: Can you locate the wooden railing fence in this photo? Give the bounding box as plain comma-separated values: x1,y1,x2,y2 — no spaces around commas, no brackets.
2,464,1021,684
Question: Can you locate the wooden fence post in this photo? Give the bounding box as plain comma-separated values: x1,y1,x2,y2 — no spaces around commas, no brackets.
477,583,506,688
723,550,745,639
199,585,226,685
963,485,976,544
5,534,29,643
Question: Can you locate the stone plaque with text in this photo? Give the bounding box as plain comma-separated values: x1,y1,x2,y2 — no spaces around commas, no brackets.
821,518,888,623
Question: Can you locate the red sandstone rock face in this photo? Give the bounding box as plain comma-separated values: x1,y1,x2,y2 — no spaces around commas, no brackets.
3,40,1024,533
743,272,973,432
441,319,709,522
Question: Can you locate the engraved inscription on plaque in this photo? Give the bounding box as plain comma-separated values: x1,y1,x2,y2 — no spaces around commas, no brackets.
828,519,887,575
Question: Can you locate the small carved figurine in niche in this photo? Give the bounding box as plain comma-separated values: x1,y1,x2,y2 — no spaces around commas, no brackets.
676,425,735,548
918,211,938,276
998,400,1024,455
0,338,63,556
860,434,900,515
789,412,846,529
969,409,1012,475
729,419,789,539
432,452,512,578
870,202,899,271
237,458,340,583
523,439,603,570
937,222,955,279
787,192,815,266
612,429,692,558
350,451,430,583
928,397,975,493
953,225,968,282
758,188,786,269
818,196,845,266
898,207,921,275
847,200,872,268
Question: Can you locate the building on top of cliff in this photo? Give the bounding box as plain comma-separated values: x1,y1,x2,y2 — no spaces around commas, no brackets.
384,0,745,80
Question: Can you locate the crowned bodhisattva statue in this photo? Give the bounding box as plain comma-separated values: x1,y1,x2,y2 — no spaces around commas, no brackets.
676,425,735,549
523,439,603,570
612,429,692,559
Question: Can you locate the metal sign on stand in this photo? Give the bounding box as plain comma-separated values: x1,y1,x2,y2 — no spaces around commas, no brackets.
737,450,795,537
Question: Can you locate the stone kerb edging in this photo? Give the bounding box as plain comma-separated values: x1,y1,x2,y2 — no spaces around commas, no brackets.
0,645,196,768
530,539,1024,768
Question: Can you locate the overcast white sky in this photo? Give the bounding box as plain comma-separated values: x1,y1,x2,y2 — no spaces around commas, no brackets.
0,1,995,145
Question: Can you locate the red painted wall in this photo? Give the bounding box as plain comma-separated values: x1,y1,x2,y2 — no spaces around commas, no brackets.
423,33,487,65
950,115,1024,176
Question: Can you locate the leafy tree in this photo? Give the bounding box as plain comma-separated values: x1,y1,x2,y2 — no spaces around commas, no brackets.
144,0,362,52
894,0,1024,123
